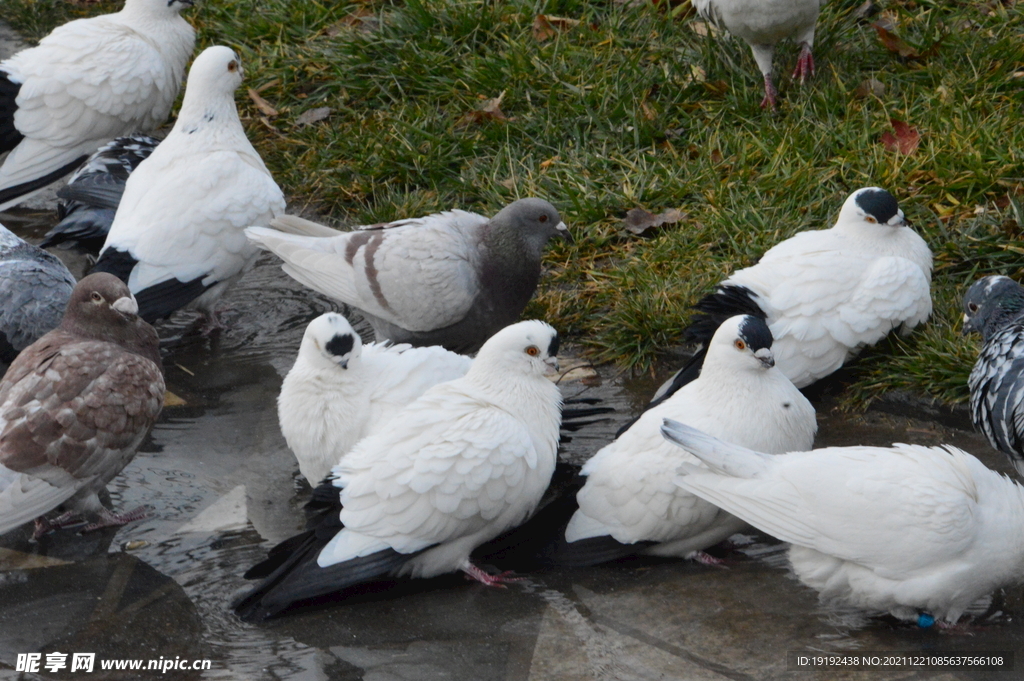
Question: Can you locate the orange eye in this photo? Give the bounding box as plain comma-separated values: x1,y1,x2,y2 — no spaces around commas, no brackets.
865,215,878,224
526,346,540,356
734,339,746,350
538,214,548,223
228,60,238,72
90,292,103,302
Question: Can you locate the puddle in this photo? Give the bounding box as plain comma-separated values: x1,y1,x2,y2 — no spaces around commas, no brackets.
1,206,1022,680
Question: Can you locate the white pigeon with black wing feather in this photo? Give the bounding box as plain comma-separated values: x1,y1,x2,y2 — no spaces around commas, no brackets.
693,0,824,108
557,315,815,566
964,275,1024,477
0,0,194,211
92,46,286,326
0,273,164,538
0,221,75,368
665,420,1024,626
40,134,160,253
245,198,571,352
278,312,472,484
648,188,931,415
234,320,563,621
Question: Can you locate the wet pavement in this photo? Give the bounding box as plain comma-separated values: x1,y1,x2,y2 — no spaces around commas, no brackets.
1,202,1022,680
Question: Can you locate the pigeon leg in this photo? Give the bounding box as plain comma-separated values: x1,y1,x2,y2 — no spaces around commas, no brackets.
791,43,815,83
461,563,525,587
80,505,152,533
32,511,87,539
691,550,729,568
200,310,226,336
761,74,778,110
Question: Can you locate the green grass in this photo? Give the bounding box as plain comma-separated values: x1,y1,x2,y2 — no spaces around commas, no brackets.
6,0,1024,406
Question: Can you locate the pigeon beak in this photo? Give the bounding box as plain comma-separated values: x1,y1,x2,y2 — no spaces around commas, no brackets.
962,315,978,336
754,348,775,369
555,221,574,244
112,295,139,316
173,0,195,6
544,356,560,375
339,359,349,369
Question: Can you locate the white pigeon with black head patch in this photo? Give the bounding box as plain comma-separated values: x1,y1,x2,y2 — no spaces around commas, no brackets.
0,221,75,369
963,275,1024,477
693,0,824,109
278,312,472,484
557,315,815,566
245,198,571,352
234,320,563,621
92,46,286,326
665,420,1024,627
648,188,931,413
0,0,194,210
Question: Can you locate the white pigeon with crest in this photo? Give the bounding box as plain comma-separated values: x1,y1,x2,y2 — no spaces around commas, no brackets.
0,0,194,210
555,315,815,566
245,198,571,352
665,420,1024,626
278,312,472,484
234,320,563,621
693,0,824,109
92,46,286,326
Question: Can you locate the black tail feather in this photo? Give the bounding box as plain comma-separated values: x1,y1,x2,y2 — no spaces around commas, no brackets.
0,155,87,209
0,71,22,155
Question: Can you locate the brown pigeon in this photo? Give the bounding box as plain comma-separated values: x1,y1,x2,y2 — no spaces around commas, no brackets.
0,272,165,538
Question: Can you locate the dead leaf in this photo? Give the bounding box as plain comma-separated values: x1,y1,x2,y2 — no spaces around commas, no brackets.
640,100,657,121
539,156,559,170
295,107,332,126
532,15,580,42
873,24,945,61
164,391,187,407
325,7,379,36
623,207,685,236
680,64,706,86
247,89,278,117
702,80,728,97
254,78,280,94
457,91,511,127
881,118,920,155
853,0,879,21
710,149,724,164
853,77,885,98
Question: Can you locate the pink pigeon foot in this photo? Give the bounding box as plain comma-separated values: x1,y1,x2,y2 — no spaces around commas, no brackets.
461,563,526,587
935,619,977,636
32,511,87,540
791,44,815,84
691,550,729,568
81,505,152,533
761,74,778,109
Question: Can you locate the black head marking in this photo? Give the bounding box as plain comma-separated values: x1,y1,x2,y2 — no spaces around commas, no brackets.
547,332,560,359
854,189,900,225
738,316,773,352
325,333,355,358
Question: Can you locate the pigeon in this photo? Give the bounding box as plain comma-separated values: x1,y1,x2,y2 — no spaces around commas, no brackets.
964,275,1024,477
693,0,824,108
278,312,472,484
0,0,194,211
234,320,562,621
553,315,815,566
664,419,1024,627
0,272,164,538
40,135,160,253
647,187,931,417
245,198,571,353
92,46,286,326
0,221,76,368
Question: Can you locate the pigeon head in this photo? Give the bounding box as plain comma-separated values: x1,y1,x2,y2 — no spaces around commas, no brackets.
125,0,193,17
962,275,1024,340
60,273,160,363
300,313,361,370
838,188,905,229
708,315,775,371
490,198,572,252
183,46,244,99
472,320,560,377
0,222,25,252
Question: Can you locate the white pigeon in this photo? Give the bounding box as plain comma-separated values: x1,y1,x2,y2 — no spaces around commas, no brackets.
245,198,571,352
559,315,815,565
650,188,932,410
91,46,285,327
278,312,472,484
234,320,563,621
693,0,824,108
665,420,1024,626
0,0,194,210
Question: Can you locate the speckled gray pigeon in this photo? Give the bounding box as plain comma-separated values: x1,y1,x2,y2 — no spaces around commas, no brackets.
965,275,1024,477
245,198,572,353
0,222,75,368
0,272,165,538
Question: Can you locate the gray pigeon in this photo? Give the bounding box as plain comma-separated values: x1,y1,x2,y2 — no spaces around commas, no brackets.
245,198,572,353
964,275,1024,477
0,221,76,368
0,272,165,538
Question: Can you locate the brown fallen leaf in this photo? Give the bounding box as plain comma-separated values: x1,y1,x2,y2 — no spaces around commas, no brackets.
247,88,278,117
532,14,581,42
295,107,332,126
325,7,379,36
880,118,920,155
457,91,511,127
539,156,559,170
853,77,885,98
623,207,685,236
873,24,945,61
164,391,187,407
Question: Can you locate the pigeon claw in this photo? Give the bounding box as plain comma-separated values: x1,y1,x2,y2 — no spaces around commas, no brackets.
691,550,730,569
80,505,153,533
791,44,815,84
32,511,88,540
461,563,525,587
761,75,779,110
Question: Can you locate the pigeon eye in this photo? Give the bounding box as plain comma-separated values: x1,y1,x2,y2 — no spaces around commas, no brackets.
538,214,548,223
865,215,878,224
90,292,103,303
968,302,979,313
734,339,746,351
526,345,540,357
228,60,238,72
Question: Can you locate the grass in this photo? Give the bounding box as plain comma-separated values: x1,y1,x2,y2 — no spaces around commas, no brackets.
5,0,1024,406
